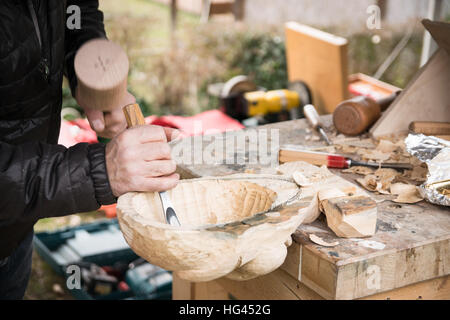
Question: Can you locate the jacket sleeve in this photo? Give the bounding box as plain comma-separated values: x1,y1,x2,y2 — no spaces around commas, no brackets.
64,0,107,96
0,141,116,227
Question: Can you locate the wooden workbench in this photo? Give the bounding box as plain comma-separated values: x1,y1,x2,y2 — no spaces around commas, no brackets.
171,116,450,300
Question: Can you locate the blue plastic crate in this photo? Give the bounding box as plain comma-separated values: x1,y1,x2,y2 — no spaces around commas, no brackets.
33,218,172,300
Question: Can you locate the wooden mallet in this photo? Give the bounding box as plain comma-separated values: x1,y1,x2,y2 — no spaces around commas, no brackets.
75,39,180,226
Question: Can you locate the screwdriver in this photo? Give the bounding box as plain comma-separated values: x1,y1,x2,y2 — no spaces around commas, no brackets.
279,148,412,171
303,104,332,145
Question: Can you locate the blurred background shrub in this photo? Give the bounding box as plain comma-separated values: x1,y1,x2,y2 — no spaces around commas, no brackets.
61,0,431,118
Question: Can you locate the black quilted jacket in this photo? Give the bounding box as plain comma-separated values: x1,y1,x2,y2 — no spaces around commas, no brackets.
0,0,116,259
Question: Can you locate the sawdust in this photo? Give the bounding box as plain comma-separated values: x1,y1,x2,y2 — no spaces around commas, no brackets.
335,144,359,154
355,167,424,203
342,166,374,175
355,167,421,198
358,149,391,162
309,146,336,153
337,135,427,184
305,135,320,142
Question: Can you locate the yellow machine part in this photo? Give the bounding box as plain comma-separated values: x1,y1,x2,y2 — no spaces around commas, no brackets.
244,90,300,117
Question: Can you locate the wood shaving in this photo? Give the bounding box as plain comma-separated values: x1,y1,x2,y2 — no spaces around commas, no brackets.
292,171,313,187
357,169,400,195
342,166,374,175
358,149,391,162
374,168,399,187
309,146,336,153
305,134,320,141
410,165,428,182
390,183,423,203
376,139,398,153
309,234,339,247
357,175,379,192
409,157,423,166
335,144,358,154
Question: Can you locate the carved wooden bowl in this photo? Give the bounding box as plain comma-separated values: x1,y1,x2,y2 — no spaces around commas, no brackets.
116,174,308,282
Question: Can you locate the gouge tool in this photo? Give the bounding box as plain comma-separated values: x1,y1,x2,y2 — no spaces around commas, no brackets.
303,104,332,145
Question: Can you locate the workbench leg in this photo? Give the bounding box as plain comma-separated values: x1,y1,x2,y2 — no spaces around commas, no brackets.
172,274,194,300
172,275,231,300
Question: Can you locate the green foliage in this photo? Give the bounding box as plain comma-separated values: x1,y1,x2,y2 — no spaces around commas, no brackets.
348,30,422,89
131,87,155,117
61,86,80,110
230,33,288,90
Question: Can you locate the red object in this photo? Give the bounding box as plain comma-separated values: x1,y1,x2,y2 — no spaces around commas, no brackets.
118,281,130,292
59,110,243,148
99,204,117,219
145,110,244,137
58,118,98,147
326,154,349,169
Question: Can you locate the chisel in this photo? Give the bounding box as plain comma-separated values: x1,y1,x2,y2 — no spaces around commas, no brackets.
303,104,332,145
123,104,181,226
279,148,412,170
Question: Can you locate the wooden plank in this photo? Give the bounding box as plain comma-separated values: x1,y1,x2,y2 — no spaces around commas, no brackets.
172,274,195,300
193,281,231,300
285,22,349,114
360,275,450,300
209,1,233,15
215,268,324,300
371,48,450,137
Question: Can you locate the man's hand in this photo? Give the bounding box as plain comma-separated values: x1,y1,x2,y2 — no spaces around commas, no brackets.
106,125,180,197
76,87,136,139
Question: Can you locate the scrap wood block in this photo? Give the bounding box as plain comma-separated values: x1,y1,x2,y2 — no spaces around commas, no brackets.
285,22,349,114
278,161,377,238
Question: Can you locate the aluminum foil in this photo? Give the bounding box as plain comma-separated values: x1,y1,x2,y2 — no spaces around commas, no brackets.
405,134,450,206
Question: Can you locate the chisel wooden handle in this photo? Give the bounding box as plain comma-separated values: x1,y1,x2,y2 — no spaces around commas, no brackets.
279,149,348,168
409,121,450,136
123,104,146,128
303,104,331,145
303,104,321,129
279,148,412,170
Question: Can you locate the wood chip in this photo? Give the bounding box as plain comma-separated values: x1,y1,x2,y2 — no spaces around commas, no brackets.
309,234,339,247
390,183,423,203
342,166,374,175
356,169,399,194
376,139,398,153
357,175,379,192
292,171,313,187
410,165,428,182
358,149,391,162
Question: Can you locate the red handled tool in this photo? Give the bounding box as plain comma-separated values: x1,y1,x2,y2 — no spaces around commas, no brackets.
279,148,412,170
